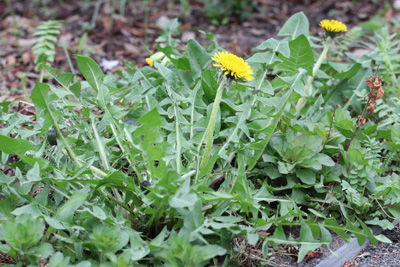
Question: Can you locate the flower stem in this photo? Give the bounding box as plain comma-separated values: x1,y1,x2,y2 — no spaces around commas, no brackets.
295,38,332,114
200,78,227,170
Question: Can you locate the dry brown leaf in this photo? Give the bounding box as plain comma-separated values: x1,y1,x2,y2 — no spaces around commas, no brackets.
377,87,384,99
256,230,271,237
303,250,322,261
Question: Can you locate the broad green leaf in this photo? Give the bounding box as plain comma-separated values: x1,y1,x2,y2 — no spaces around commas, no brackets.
191,244,226,264
31,82,60,134
257,38,290,58
11,203,42,217
247,51,275,64
275,35,314,75
70,81,81,98
127,231,150,261
27,242,54,259
132,108,168,178
41,64,74,88
278,12,309,40
315,154,335,167
296,169,316,185
278,69,308,96
26,162,41,182
331,62,361,79
247,69,307,171
47,252,70,267
169,193,198,208
156,62,177,88
0,135,49,169
297,220,324,262
365,218,394,230
388,204,400,219
44,216,65,230
76,55,105,92
187,39,210,79
56,187,89,223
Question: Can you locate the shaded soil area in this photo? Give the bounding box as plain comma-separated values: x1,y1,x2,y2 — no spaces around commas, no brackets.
0,0,393,96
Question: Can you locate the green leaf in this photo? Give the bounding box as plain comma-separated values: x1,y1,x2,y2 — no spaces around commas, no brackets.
191,244,226,264
169,192,199,208
0,135,49,170
127,231,150,261
11,204,42,217
247,51,276,64
257,38,290,58
365,218,394,230
41,64,74,88
56,187,89,223
331,62,361,79
76,55,105,92
278,12,309,40
279,69,308,96
156,62,177,88
47,252,70,267
70,81,81,98
296,169,316,185
132,108,168,179
388,204,400,219
275,35,314,75
26,162,41,182
247,69,307,171
315,154,335,167
27,242,54,259
297,220,323,262
187,39,210,79
323,218,352,243
31,82,60,134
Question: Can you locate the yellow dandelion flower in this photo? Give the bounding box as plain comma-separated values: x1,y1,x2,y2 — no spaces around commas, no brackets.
212,51,254,81
145,57,154,67
319,19,347,37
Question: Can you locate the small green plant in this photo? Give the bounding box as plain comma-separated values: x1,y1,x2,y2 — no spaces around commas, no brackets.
33,20,61,82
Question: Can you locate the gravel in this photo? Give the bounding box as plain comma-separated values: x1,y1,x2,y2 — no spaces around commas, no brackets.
344,225,400,267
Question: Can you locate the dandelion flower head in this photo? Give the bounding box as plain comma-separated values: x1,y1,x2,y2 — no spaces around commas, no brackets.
319,20,347,37
212,51,253,81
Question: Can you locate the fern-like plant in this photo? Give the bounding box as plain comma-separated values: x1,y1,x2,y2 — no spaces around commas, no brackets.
32,20,61,82
363,27,400,96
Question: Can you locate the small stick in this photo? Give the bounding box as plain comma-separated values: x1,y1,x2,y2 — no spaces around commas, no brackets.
323,104,339,150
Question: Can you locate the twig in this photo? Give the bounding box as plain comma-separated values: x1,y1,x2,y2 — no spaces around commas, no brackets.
323,104,339,150
375,199,396,220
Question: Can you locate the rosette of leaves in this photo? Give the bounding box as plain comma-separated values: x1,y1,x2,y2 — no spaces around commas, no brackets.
267,129,335,185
